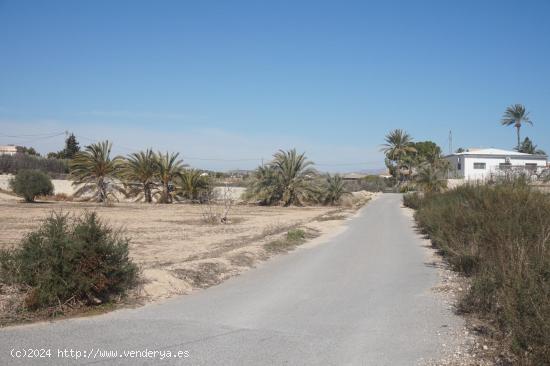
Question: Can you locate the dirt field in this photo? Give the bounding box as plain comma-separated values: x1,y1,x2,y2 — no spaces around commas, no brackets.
0,192,374,302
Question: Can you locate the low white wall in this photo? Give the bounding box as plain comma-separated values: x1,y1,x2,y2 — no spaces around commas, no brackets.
1,174,245,201
0,174,76,195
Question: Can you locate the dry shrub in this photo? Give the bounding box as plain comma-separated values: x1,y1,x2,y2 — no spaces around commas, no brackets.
37,193,73,202
402,192,423,209
0,211,138,312
413,181,550,365
172,262,226,288
264,228,308,254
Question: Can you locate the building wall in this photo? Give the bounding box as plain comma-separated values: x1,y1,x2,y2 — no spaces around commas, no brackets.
463,156,546,181
0,145,21,156
445,155,465,178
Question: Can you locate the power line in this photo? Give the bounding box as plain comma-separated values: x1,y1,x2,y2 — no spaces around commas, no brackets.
0,131,65,138
2,131,381,166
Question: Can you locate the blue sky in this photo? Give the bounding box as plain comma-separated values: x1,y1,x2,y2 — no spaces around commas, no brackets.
1,0,549,171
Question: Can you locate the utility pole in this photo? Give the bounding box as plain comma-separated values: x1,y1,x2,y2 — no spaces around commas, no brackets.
448,130,453,155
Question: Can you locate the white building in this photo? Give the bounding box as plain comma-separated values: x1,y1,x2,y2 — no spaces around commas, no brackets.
0,145,23,156
445,148,547,181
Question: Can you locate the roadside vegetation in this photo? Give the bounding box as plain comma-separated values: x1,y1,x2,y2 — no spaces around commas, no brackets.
0,211,138,323
404,182,550,365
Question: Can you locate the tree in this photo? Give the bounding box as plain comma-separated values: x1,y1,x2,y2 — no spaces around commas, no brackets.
380,129,416,185
272,149,317,206
120,149,158,203
20,146,40,156
413,141,441,164
323,174,350,205
63,133,80,159
501,104,532,151
244,165,283,205
517,137,546,156
9,170,54,202
47,134,80,159
415,165,447,193
69,141,125,202
245,149,318,206
177,169,211,201
154,151,185,203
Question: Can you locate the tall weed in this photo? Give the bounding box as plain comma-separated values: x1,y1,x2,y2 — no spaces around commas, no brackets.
413,182,550,365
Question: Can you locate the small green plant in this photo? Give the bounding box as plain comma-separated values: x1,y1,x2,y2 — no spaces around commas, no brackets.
264,228,308,253
286,228,306,241
0,211,138,311
9,169,54,202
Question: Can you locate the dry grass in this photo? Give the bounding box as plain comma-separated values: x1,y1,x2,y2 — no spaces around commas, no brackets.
0,198,361,302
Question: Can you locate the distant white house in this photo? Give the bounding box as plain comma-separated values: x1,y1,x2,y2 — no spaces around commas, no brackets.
0,145,23,156
445,148,547,181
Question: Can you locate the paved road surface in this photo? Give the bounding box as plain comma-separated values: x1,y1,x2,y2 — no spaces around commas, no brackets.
0,194,462,365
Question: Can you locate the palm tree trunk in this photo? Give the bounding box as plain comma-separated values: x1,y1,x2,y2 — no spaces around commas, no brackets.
98,176,106,203
144,184,152,203
516,125,521,151
396,158,401,186
163,181,170,203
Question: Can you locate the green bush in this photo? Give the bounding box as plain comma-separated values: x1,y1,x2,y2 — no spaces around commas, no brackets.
287,228,306,242
9,170,54,202
0,211,138,310
411,182,550,365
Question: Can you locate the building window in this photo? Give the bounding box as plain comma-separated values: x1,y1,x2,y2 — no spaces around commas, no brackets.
525,163,537,170
473,162,486,169
499,163,512,170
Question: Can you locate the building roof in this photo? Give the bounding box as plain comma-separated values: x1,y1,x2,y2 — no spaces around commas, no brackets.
342,172,367,180
448,148,547,158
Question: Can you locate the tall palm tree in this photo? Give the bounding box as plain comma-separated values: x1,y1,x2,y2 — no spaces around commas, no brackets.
177,169,210,201
272,149,317,206
380,129,416,184
120,149,158,203
155,151,185,203
69,140,125,202
323,174,350,205
501,104,533,151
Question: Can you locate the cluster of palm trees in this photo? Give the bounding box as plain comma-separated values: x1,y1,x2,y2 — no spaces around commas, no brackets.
69,141,210,203
381,129,449,193
245,149,350,206
69,142,350,206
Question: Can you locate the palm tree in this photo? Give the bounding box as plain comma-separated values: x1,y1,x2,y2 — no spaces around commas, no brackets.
380,129,416,185
155,151,185,203
69,140,125,202
244,165,283,205
272,149,317,206
415,165,447,193
177,169,210,201
518,137,546,155
323,174,350,205
501,104,533,151
120,149,158,203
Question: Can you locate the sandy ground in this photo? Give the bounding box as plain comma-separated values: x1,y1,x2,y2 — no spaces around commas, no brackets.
0,191,374,303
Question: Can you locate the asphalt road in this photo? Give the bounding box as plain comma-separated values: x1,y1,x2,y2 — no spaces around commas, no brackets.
0,194,462,365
